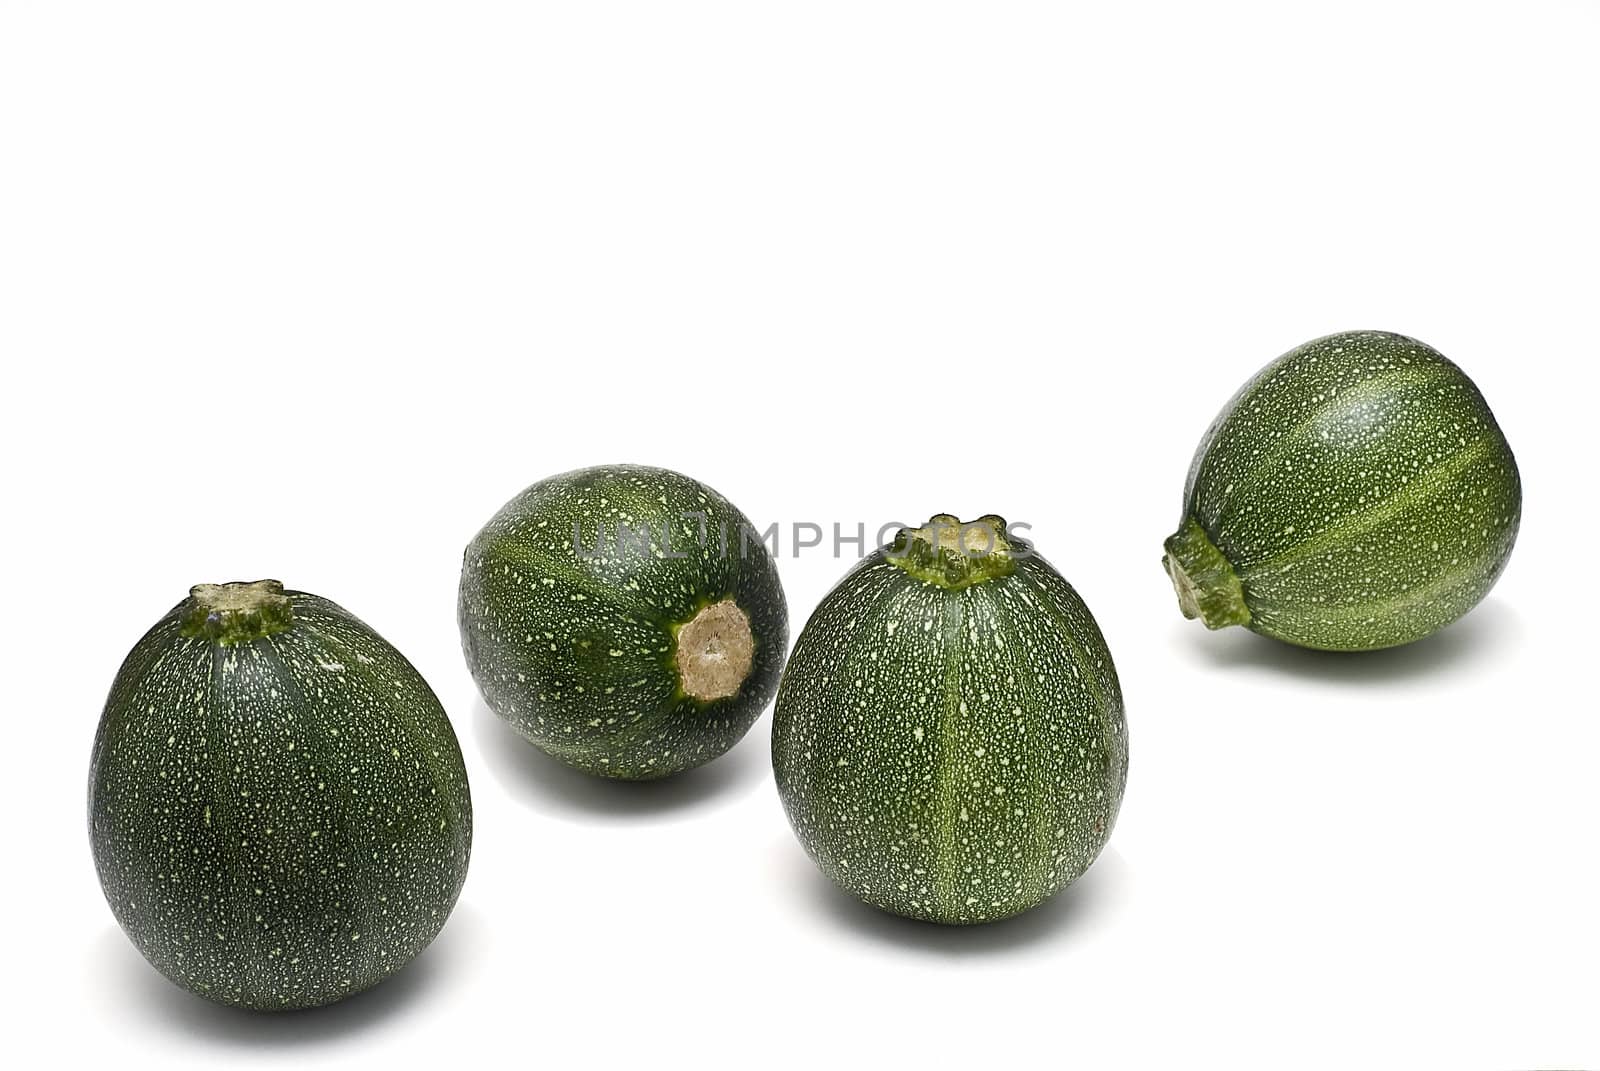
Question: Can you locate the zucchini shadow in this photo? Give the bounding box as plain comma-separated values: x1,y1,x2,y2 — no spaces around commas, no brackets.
88,901,485,1047
784,841,1130,957
1174,597,1521,686
471,698,769,821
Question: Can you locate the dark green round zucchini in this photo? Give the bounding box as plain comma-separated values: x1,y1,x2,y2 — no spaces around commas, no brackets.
459,464,788,780
1163,330,1521,651
772,516,1127,925
88,581,472,1011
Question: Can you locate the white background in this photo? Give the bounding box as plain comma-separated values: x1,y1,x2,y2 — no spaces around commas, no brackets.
3,2,1596,1068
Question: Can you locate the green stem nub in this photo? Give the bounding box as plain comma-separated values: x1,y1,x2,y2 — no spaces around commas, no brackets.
888,514,1017,590
1162,518,1251,630
182,579,295,645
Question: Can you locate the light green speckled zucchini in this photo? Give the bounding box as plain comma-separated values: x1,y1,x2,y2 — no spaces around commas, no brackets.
1164,330,1521,651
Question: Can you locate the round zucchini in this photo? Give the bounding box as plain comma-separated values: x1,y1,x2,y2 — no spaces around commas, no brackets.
1163,330,1521,651
89,580,472,1010
459,464,788,780
772,516,1128,925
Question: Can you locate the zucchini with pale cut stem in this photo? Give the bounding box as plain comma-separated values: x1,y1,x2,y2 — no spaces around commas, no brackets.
460,464,788,779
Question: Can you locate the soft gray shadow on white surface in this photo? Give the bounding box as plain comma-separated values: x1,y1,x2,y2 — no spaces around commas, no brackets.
790,844,1129,957
472,698,768,820
1175,598,1521,686
90,901,485,1047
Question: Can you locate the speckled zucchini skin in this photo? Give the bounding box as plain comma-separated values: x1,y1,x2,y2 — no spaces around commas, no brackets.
88,588,472,1011
772,543,1127,925
1169,330,1521,651
459,464,788,779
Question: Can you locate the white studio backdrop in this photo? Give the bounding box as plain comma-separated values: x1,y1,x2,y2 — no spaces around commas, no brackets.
2,2,1596,1069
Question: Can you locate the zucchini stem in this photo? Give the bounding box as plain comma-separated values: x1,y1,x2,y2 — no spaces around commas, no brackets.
182,580,295,645
672,598,754,701
1162,519,1251,630
888,514,1017,589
